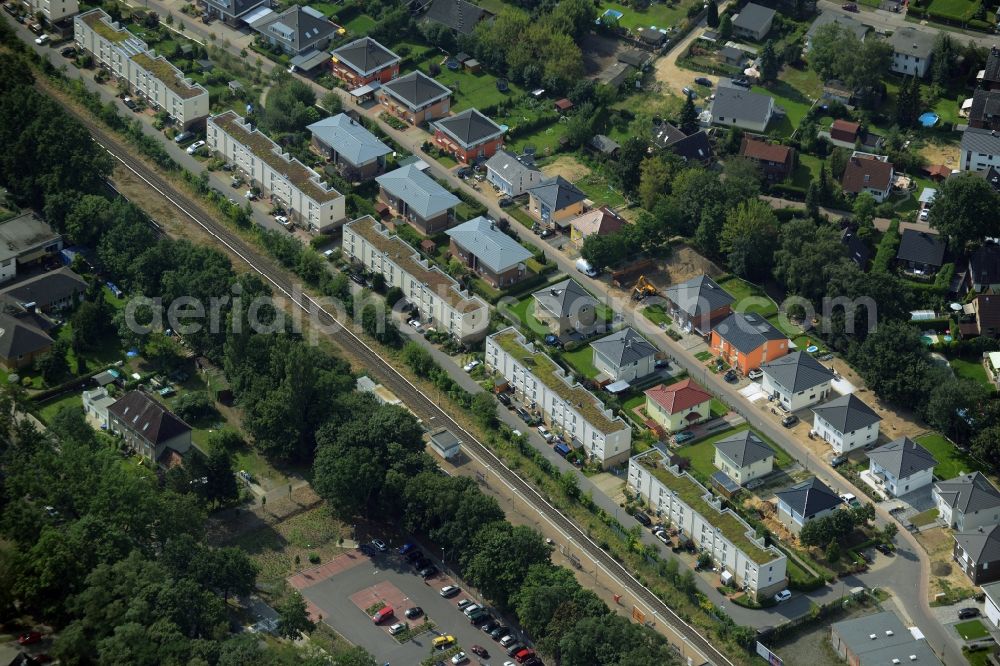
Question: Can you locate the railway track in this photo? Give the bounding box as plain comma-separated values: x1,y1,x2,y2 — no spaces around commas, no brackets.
68,105,733,666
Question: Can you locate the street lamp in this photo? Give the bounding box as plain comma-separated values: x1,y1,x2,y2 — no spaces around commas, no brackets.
441,547,445,569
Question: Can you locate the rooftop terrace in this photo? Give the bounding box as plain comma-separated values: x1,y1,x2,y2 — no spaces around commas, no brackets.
347,216,485,314
638,451,778,564
130,52,205,100
212,111,342,204
492,328,626,434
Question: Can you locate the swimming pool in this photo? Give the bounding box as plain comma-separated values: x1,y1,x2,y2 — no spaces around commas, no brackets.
918,112,939,128
597,8,624,23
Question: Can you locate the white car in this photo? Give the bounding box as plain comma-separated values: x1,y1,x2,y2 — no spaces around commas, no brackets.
451,652,468,665
500,634,517,647
774,589,791,603
463,359,481,372
440,585,460,598
408,318,422,330
463,604,481,617
919,208,930,221
747,368,763,380
275,215,289,226
186,140,206,155
536,425,554,442
371,539,387,552
389,622,405,636
34,34,48,45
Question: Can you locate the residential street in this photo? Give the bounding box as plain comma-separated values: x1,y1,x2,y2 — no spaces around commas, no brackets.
817,0,1000,48
19,8,968,664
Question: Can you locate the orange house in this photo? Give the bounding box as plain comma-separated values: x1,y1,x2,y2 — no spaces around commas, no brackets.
432,108,504,164
330,37,400,88
710,312,789,375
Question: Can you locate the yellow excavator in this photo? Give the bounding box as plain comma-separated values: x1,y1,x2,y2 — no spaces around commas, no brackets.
632,275,657,301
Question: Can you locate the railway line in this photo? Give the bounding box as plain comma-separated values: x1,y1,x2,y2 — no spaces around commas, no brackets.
67,103,734,666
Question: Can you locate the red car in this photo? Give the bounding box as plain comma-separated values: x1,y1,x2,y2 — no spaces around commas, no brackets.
18,631,42,645
471,645,489,658
371,606,394,624
515,648,536,664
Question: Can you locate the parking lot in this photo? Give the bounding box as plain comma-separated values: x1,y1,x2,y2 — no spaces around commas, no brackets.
293,544,529,665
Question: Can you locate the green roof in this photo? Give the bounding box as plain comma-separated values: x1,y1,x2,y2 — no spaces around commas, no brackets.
639,453,777,564
130,52,204,100
492,328,626,434
82,10,131,43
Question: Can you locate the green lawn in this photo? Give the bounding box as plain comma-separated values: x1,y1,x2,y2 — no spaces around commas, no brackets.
694,350,713,362
506,120,567,157
342,13,376,34
915,433,986,479
950,357,991,390
643,303,672,327
955,619,989,641
500,296,548,335
753,78,816,136
965,648,992,666
710,398,729,418
434,153,458,169
910,508,939,527
925,0,978,20
416,56,522,112
37,391,84,425
716,276,778,317
574,173,627,209
676,424,793,483
791,153,823,189
598,1,689,30
562,344,600,380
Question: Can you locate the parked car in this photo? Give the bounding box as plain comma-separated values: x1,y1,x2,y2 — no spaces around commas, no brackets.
774,589,791,603
536,425,555,442
830,454,847,467
463,604,482,617
674,431,695,444
694,76,712,87
959,608,980,619
874,543,893,556
481,619,500,633
420,564,439,578
506,643,526,658
122,96,137,111
451,652,468,665
60,46,76,57
842,2,858,10
515,648,536,663
681,87,696,99
457,167,472,178
497,392,511,407
174,130,195,144
186,140,206,154
389,622,406,635
471,645,489,658
781,415,799,428
919,208,930,221
18,631,42,646
724,369,738,383
498,197,514,208
34,33,49,45
371,539,387,552
631,510,652,527
457,599,474,611
840,493,861,507
655,358,670,369
470,610,491,625
748,368,763,380
405,550,424,563
440,585,460,598
372,606,394,624
405,606,423,619
491,625,510,640
399,541,416,555
731,76,751,88
433,634,456,648
463,359,481,372
500,634,518,647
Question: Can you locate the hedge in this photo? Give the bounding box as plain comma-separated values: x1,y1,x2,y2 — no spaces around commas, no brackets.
872,220,900,273
770,184,807,200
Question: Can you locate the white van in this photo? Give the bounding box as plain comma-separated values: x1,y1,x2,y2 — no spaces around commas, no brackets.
575,257,598,277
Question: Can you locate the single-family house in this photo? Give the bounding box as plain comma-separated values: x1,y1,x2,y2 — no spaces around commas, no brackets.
896,229,946,274
432,108,505,164
889,26,934,78
711,86,775,133
590,327,658,383
446,216,532,288
0,267,86,312
841,228,872,270
967,242,1000,292
714,430,775,485
841,153,894,202
968,88,1000,131
986,581,1000,629
330,37,401,88
977,164,1000,192
954,525,1000,584
811,393,881,455
644,378,713,433
962,126,1000,172
651,121,687,149
804,11,868,51
666,131,714,164
710,312,789,375
485,150,543,197
82,386,117,427
307,114,392,181
637,27,667,48
589,134,621,157
0,213,63,285
526,176,587,226
568,206,626,241
866,436,937,498
378,71,452,126
732,3,775,41
776,477,842,534
662,274,735,335
831,611,943,666
107,390,192,464
760,351,835,412
934,472,1000,531
739,137,795,182
250,5,338,56
376,164,460,235
199,0,269,27
0,311,52,370
418,0,490,35
962,293,1000,338
720,45,745,66
531,278,598,338
982,46,1000,90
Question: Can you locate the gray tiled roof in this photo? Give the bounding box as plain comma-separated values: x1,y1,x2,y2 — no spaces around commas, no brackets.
970,242,1000,285
733,2,775,33
962,126,1000,157
805,11,869,43
866,437,937,479
307,114,391,166
484,150,539,181
662,274,735,318
0,312,52,362
896,229,946,267
589,327,657,368
0,213,60,264
955,524,1000,563
204,0,268,19
760,351,834,393
889,26,935,60
376,165,460,219
433,108,503,149
713,312,786,354
711,86,773,125
811,394,881,434
0,267,86,310
420,0,488,35
776,477,841,517
381,71,452,110
446,216,532,273
532,278,596,319
332,37,400,77
935,472,1000,515
527,176,586,212
252,5,336,53
668,131,713,163
108,390,191,445
715,430,774,468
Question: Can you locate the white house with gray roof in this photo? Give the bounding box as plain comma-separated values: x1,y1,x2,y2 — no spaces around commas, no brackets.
485,150,543,196
532,278,598,338
889,26,934,78
732,2,775,41
760,351,835,412
960,127,1000,172
776,476,842,533
590,327,657,383
710,86,775,133
811,393,881,455
934,472,1000,532
804,11,868,51
376,164,460,234
200,0,270,27
447,217,532,287
308,114,391,180
713,430,775,485
249,5,337,56
866,437,937,498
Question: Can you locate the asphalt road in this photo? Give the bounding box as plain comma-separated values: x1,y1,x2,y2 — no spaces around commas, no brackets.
817,0,1000,48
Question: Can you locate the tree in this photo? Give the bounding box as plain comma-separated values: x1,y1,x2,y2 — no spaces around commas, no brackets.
825,538,840,562
470,391,497,429
852,191,878,229
174,391,216,422
759,41,779,83
808,23,855,81
930,32,956,87
35,339,69,384
923,377,988,445
203,446,239,505
706,0,719,27
720,199,778,280
638,156,673,210
678,92,698,135
320,91,342,115
718,13,732,40
849,321,942,410
611,137,650,194
276,591,316,638
462,522,551,610
973,426,1000,469
772,219,845,304
929,173,1000,249
260,73,318,135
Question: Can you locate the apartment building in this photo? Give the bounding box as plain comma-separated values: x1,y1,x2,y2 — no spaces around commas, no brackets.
342,216,489,342
486,327,632,468
23,0,78,24
628,449,788,599
75,9,209,128
208,111,345,232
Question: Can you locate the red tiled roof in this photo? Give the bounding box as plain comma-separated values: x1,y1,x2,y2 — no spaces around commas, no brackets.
740,137,792,164
555,98,573,110
842,155,894,194
831,119,860,135
644,378,712,415
926,164,952,179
